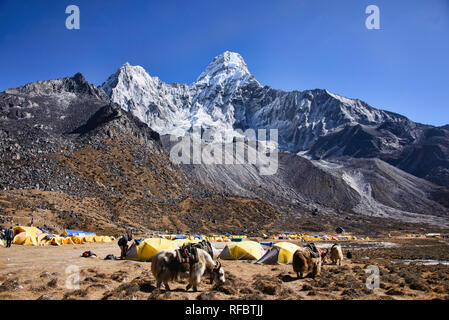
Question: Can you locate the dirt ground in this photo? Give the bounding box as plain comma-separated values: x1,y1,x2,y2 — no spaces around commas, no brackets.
0,237,448,300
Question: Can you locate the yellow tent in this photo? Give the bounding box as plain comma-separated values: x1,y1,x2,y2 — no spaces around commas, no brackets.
257,242,300,264
83,235,94,243
71,235,85,244
102,236,113,243
12,226,44,246
12,232,38,246
125,238,177,262
218,241,265,260
13,226,44,239
93,236,104,242
12,226,45,246
62,237,74,245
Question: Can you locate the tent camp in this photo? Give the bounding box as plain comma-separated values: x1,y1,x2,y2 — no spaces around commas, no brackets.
13,226,44,239
13,231,38,246
82,235,95,243
9,225,115,246
218,241,265,260
125,238,178,262
256,242,301,264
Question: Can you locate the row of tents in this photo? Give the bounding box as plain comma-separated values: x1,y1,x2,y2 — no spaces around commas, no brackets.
0,226,116,247
124,238,300,265
161,233,367,242
1,227,342,265
269,233,366,241
404,233,443,239
159,234,249,242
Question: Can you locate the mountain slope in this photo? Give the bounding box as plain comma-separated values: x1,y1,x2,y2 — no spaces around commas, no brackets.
159,135,449,228
309,123,449,188
0,74,282,235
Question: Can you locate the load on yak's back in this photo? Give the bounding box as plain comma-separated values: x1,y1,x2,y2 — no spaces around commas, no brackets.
151,242,225,292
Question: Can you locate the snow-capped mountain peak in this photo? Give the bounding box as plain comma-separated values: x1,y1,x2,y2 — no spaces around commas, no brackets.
192,51,258,113
101,51,416,152
101,62,165,121
195,51,250,83
101,52,260,140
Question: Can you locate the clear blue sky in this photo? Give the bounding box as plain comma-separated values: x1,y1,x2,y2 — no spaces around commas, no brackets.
1,0,448,126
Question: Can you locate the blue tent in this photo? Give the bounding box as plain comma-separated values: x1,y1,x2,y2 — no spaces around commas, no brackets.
175,235,186,239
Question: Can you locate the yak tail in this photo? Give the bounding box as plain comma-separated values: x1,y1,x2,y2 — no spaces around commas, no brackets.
151,257,159,275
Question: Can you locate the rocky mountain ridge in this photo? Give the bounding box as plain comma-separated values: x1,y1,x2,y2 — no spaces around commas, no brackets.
102,51,449,189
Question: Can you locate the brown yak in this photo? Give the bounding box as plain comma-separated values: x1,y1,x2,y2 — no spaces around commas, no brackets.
292,243,322,279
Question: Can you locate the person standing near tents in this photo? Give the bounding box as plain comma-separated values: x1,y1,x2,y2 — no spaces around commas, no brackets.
118,234,133,259
5,227,14,248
